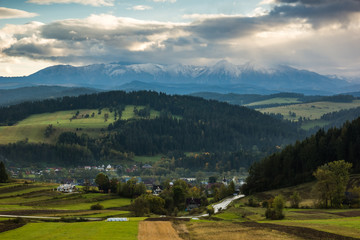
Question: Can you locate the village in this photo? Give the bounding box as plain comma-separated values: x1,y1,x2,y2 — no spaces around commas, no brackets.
7,163,245,196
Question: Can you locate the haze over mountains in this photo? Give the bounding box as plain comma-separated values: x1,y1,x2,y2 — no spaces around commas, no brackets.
0,61,356,96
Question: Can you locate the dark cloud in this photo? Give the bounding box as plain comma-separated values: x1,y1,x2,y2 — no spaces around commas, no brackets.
272,0,360,27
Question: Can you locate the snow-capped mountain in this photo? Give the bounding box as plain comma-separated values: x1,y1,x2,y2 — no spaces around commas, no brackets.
0,61,353,95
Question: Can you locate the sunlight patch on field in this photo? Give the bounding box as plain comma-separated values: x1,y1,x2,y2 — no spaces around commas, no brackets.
245,98,300,107
259,100,360,121
272,217,360,238
0,221,139,240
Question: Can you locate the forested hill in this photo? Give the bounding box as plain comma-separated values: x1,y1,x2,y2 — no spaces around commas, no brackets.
242,117,360,194
0,91,302,167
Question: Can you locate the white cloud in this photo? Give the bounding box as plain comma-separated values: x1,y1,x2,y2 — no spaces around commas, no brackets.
1,3,360,78
182,13,243,20
152,0,176,3
27,0,114,7
128,5,153,11
0,7,38,19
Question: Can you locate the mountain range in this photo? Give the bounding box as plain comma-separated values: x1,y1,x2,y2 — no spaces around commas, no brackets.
0,60,357,95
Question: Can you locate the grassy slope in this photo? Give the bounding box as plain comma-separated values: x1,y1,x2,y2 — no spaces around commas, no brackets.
245,97,301,107
0,182,131,217
0,105,160,144
259,100,360,121
216,178,360,238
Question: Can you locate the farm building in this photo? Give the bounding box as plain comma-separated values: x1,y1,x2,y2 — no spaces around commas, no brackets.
57,184,77,193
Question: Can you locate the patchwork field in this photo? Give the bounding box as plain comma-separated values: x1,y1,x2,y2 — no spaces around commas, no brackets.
0,182,131,217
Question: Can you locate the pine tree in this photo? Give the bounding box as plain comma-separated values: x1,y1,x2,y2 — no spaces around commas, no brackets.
0,161,9,183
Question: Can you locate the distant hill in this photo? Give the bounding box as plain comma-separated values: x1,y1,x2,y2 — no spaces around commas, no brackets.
0,90,302,167
0,86,99,106
242,117,360,194
0,61,355,95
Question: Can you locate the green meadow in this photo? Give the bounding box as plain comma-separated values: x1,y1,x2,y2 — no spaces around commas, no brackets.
245,97,301,107
259,100,360,121
0,105,161,145
0,221,140,240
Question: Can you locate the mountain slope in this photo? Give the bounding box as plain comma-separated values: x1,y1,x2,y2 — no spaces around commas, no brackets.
0,90,303,167
0,86,99,106
242,117,360,194
0,61,353,95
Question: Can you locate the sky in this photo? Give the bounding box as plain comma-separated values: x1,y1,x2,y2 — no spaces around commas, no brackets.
0,0,360,79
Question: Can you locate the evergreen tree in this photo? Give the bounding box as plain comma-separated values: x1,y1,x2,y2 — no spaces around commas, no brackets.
0,161,8,183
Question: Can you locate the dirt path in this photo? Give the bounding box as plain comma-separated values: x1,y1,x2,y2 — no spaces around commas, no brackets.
138,221,182,240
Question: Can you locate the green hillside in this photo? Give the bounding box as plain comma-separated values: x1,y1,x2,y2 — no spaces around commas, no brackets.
242,116,360,194
0,106,160,144
0,91,302,169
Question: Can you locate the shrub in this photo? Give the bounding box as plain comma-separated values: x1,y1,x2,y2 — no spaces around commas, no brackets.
265,195,285,220
290,191,301,208
207,207,215,216
247,197,259,207
90,203,104,210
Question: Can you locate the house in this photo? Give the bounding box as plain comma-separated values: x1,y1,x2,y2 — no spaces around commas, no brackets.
142,164,152,169
57,184,77,193
186,198,201,211
153,185,163,195
84,166,91,170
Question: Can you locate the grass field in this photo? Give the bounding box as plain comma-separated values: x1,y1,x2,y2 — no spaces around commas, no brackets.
133,154,164,164
245,97,301,107
259,100,360,121
0,105,161,144
0,221,140,240
186,221,303,240
269,217,360,238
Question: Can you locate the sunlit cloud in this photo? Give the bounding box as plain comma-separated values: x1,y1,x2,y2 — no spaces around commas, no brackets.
1,0,360,77
0,7,38,19
128,5,153,11
27,0,114,7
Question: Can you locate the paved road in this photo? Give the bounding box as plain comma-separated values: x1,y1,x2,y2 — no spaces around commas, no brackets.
212,194,245,213
179,194,245,219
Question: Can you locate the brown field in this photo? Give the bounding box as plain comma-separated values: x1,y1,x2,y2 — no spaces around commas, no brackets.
186,222,304,240
138,221,182,240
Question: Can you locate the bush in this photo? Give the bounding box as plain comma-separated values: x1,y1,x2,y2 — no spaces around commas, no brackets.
290,191,301,208
90,203,104,210
265,195,285,220
247,197,259,207
207,207,215,216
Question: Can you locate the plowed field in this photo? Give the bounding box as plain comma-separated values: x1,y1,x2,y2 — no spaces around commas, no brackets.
138,221,182,240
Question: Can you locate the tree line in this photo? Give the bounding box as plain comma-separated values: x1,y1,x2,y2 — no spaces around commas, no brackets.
242,117,360,194
0,90,302,168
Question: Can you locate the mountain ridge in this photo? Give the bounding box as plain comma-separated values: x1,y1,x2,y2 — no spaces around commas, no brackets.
0,61,355,95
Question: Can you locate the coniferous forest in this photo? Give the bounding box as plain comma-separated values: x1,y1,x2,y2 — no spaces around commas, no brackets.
0,91,302,170
242,117,360,194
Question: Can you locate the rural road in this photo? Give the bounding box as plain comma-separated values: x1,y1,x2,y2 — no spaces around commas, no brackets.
180,194,245,218
212,194,245,213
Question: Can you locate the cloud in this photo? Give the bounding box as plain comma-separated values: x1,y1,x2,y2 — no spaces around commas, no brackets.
128,5,153,11
27,0,114,7
271,0,360,28
0,7,38,19
152,0,177,3
1,0,360,77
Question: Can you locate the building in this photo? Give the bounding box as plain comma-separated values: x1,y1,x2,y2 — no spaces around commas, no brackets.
57,184,77,193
